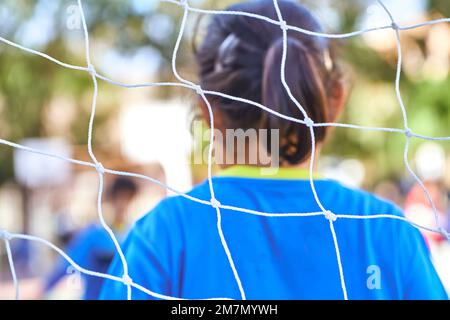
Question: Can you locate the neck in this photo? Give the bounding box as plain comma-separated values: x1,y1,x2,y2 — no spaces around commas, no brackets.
217,164,323,179
216,140,321,171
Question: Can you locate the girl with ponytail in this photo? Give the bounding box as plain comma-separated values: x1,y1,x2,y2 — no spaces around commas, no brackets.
101,0,446,300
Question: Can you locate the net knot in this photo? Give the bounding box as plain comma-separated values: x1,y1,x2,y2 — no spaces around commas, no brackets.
95,162,105,174
180,0,189,9
391,22,399,30
122,274,133,286
87,63,96,75
0,229,12,241
279,20,288,31
438,227,449,238
404,128,413,138
444,233,450,242
324,210,337,222
210,198,221,209
304,117,314,127
192,84,203,95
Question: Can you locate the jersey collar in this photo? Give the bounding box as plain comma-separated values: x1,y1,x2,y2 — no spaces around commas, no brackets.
216,165,322,180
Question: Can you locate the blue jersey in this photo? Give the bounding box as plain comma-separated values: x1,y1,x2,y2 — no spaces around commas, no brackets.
100,167,447,300
45,224,123,300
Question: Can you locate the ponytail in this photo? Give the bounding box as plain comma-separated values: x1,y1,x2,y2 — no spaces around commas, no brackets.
262,37,328,164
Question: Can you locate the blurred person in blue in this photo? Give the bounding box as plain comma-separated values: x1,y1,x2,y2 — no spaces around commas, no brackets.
101,0,447,299
405,182,449,246
43,176,138,299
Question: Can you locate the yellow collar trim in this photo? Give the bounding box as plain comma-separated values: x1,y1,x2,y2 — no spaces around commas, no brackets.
217,165,322,180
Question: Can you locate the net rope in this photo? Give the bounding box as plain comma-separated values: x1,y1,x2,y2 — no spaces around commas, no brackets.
0,0,449,300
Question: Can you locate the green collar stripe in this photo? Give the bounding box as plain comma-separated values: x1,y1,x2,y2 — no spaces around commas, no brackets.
217,165,322,180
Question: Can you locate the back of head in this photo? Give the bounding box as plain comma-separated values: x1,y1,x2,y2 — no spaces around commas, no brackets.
108,176,138,200
195,0,342,165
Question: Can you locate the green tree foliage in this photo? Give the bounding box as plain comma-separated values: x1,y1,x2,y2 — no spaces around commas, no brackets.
0,0,448,187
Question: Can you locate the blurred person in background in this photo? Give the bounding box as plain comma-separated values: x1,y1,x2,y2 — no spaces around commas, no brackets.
403,142,450,293
405,142,449,246
404,182,450,294
42,176,138,299
405,182,449,246
51,192,77,247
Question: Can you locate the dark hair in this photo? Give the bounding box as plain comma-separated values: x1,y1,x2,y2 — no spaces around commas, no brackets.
195,0,342,165
108,177,138,199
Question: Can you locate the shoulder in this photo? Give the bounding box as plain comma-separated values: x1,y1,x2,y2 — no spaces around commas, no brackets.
324,180,422,247
330,180,428,253
326,179,404,217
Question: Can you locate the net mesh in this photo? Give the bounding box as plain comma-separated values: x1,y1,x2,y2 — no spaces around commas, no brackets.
0,0,449,300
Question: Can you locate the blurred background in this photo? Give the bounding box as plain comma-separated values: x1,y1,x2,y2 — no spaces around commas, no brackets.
0,0,449,299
